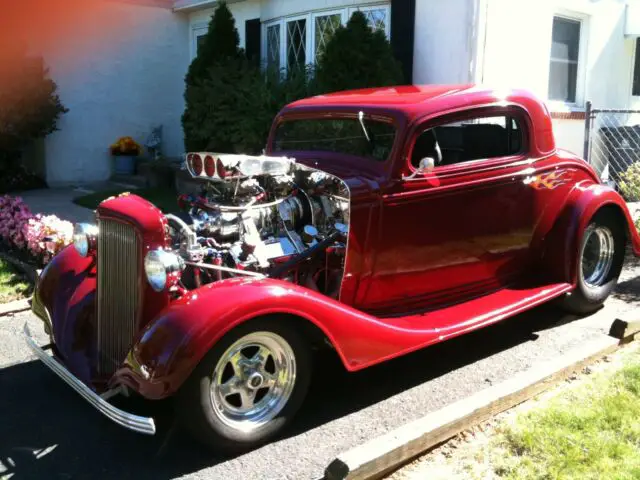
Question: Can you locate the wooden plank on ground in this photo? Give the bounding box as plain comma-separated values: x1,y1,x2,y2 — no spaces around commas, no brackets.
0,298,31,317
325,333,626,480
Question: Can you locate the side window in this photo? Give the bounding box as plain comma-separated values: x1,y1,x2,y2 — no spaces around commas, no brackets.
410,115,525,169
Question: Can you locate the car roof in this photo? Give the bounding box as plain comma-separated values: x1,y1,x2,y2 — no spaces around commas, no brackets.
287,84,474,108
279,84,556,157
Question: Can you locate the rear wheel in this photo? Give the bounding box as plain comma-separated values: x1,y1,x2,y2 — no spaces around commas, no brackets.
176,318,311,454
560,213,625,314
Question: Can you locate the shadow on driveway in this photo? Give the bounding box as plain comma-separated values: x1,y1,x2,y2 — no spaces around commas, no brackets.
0,301,583,480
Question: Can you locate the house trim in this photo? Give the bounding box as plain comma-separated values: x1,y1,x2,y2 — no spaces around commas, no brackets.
547,9,590,109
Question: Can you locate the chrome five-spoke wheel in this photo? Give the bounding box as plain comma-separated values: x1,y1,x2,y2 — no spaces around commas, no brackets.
581,225,615,288
177,319,311,454
211,332,297,432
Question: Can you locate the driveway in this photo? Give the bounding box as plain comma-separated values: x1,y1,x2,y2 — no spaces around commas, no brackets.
1,254,639,480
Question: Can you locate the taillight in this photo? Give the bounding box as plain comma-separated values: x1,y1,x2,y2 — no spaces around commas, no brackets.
192,154,203,176
204,155,215,177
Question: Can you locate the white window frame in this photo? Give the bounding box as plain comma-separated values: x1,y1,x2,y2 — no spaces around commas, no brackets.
311,9,347,64
348,4,391,38
284,14,311,71
261,2,391,72
263,18,284,70
190,23,208,61
547,12,589,109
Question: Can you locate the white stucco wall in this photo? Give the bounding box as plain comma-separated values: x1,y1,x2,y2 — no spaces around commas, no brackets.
552,118,585,155
412,0,475,85
41,3,189,185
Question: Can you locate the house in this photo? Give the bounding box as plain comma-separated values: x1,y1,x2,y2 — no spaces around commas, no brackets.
27,0,640,185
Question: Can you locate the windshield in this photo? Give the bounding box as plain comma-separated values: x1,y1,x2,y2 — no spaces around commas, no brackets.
272,117,396,162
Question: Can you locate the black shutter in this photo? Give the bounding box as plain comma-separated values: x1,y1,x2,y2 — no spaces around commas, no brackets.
390,0,416,84
246,18,261,66
633,37,640,96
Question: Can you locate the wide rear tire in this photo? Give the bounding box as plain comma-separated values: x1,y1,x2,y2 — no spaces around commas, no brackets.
176,318,311,455
560,212,625,315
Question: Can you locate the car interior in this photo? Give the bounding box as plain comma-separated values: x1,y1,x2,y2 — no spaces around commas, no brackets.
410,115,524,169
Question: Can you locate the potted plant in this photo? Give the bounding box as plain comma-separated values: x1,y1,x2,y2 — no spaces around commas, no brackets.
110,136,142,175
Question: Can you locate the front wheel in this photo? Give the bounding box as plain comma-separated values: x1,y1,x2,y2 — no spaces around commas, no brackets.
560,212,625,315
176,318,311,454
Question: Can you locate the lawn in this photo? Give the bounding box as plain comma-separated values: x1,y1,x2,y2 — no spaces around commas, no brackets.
73,187,180,213
493,351,640,479
0,258,32,303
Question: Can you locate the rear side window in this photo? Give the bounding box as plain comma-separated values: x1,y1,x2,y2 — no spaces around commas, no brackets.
410,115,525,169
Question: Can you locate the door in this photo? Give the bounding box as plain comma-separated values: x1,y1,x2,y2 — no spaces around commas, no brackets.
363,108,539,315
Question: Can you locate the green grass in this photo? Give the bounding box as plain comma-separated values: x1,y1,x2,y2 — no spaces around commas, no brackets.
0,258,32,303
73,187,180,213
493,353,640,479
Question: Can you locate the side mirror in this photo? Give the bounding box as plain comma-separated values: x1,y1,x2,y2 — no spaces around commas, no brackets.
402,157,436,181
418,157,435,173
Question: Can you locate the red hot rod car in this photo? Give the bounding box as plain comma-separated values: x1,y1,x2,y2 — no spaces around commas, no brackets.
27,85,640,452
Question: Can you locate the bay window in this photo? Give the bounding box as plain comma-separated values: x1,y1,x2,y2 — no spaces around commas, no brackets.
262,3,390,71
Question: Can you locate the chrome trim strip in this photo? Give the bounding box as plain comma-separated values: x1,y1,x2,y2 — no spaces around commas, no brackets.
23,322,156,435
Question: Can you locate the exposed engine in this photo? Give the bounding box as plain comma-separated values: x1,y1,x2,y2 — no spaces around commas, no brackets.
167,153,350,299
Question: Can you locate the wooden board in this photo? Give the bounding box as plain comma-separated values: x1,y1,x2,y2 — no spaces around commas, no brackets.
609,310,640,341
325,333,628,480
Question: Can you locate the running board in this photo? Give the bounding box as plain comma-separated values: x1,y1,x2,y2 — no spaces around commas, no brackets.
381,282,574,336
347,282,574,371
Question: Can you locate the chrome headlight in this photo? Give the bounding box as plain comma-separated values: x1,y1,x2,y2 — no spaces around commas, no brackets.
73,223,98,257
144,249,184,292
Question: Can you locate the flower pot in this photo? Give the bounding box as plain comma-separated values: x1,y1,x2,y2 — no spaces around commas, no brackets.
113,155,136,175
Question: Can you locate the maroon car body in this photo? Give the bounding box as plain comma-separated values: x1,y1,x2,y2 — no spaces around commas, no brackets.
28,84,640,449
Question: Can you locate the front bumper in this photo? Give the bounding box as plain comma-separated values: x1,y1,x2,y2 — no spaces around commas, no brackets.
24,322,156,435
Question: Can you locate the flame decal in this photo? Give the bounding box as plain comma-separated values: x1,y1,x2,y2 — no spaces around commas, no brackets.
528,171,567,190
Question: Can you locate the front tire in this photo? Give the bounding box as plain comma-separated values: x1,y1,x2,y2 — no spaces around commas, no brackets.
560,212,625,314
176,318,311,454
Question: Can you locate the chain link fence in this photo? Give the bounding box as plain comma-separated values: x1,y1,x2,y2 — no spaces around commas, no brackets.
585,101,640,191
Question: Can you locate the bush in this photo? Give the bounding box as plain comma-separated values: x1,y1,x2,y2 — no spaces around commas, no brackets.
182,1,320,155
0,49,67,187
230,65,318,154
315,11,403,93
619,162,640,202
182,1,246,152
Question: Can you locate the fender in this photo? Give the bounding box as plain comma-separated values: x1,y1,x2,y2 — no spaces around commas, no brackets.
115,274,478,399
542,180,640,285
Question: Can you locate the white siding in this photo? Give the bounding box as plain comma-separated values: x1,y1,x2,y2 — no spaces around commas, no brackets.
42,3,189,185
412,0,475,84
260,0,386,22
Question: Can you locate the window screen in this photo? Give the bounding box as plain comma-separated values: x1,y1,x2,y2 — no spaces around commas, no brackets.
548,17,581,103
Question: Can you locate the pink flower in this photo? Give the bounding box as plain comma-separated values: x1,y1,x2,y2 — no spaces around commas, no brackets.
1,195,73,265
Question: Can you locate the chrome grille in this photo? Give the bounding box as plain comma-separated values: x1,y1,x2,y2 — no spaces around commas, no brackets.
97,218,140,375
